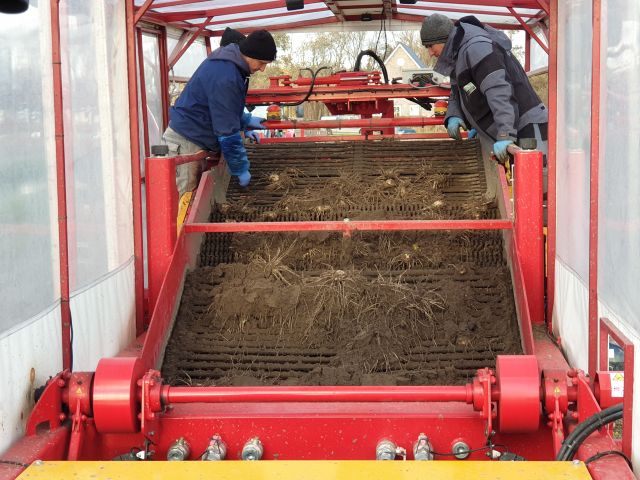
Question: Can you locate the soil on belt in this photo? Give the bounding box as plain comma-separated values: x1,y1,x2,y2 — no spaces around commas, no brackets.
161,140,521,386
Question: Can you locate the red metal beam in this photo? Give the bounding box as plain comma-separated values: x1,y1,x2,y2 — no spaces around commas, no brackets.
189,5,328,28
162,385,475,404
158,1,288,22
588,0,601,380
50,0,72,370
260,133,453,143
546,0,557,331
126,0,146,333
398,3,541,18
185,219,513,234
513,148,545,325
508,7,549,54
219,16,341,35
247,84,450,105
598,318,634,457
535,0,550,15
134,0,154,25
392,12,523,30
399,0,540,6
263,117,443,130
324,0,345,21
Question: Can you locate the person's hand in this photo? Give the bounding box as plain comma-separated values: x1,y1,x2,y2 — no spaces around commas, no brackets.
238,170,251,187
246,116,266,130
467,128,477,139
493,139,515,162
245,130,260,143
446,116,466,140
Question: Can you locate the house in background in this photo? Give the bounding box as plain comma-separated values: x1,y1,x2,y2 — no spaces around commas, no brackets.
384,43,432,120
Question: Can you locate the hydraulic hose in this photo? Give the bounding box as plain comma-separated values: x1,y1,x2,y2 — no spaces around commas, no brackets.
556,403,623,461
353,49,389,84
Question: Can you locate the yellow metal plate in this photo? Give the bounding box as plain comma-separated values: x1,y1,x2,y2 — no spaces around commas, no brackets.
18,460,591,480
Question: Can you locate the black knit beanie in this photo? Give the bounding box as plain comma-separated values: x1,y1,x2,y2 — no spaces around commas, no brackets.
220,27,245,47
420,13,454,46
239,30,277,62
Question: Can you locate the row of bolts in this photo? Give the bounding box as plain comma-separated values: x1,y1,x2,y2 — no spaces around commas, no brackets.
166,434,469,461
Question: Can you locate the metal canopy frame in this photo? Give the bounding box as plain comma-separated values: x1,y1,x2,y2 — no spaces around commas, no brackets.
133,0,548,35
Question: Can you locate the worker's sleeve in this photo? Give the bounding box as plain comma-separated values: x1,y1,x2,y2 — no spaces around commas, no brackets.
444,75,465,127
206,67,245,138
466,42,517,141
218,132,249,175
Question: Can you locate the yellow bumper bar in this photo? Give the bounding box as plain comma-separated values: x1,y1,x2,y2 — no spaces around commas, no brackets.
19,460,591,479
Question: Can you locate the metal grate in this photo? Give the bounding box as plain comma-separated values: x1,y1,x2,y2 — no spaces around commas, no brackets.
162,140,520,386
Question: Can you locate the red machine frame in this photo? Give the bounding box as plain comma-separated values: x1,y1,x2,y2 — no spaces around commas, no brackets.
1,142,632,479
5,1,634,479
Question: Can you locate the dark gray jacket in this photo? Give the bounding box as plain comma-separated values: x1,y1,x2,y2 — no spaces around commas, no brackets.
436,17,547,142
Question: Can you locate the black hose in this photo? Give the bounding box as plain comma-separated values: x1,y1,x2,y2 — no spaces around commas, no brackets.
556,403,623,461
353,49,389,84
255,66,331,107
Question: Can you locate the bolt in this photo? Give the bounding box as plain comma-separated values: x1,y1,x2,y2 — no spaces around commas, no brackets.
59,413,66,421
242,437,263,461
57,379,66,387
33,460,43,466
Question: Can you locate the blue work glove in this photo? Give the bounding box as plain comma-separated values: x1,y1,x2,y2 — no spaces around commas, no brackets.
245,130,261,143
493,139,515,163
467,128,477,139
218,132,250,177
238,170,251,187
246,116,266,130
446,116,466,140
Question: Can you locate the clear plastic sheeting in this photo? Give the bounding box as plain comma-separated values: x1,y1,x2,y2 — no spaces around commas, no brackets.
142,32,164,150
529,26,548,71
553,0,592,380
167,36,207,78
61,0,133,290
0,3,58,333
70,259,135,371
554,261,589,371
0,305,62,454
555,0,591,282
599,1,640,336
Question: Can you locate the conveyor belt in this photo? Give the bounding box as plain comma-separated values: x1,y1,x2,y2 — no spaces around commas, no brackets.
162,139,520,386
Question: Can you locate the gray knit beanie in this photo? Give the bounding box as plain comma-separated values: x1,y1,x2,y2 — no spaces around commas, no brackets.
420,13,454,46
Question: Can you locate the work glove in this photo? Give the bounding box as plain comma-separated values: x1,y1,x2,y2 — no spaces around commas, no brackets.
493,139,515,163
245,130,261,143
238,170,252,187
218,132,250,182
467,128,477,139
246,116,266,130
446,116,466,140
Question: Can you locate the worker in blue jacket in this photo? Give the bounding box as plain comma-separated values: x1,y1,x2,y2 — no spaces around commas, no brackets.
421,14,547,197
163,29,277,194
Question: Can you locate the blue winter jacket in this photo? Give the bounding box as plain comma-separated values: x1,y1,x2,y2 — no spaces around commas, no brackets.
169,44,252,175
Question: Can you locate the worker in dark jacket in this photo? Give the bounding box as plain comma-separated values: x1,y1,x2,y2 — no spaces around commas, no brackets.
163,29,277,194
421,14,547,196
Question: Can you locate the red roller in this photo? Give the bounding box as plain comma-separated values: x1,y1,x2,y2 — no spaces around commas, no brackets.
93,357,144,433
496,355,541,433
